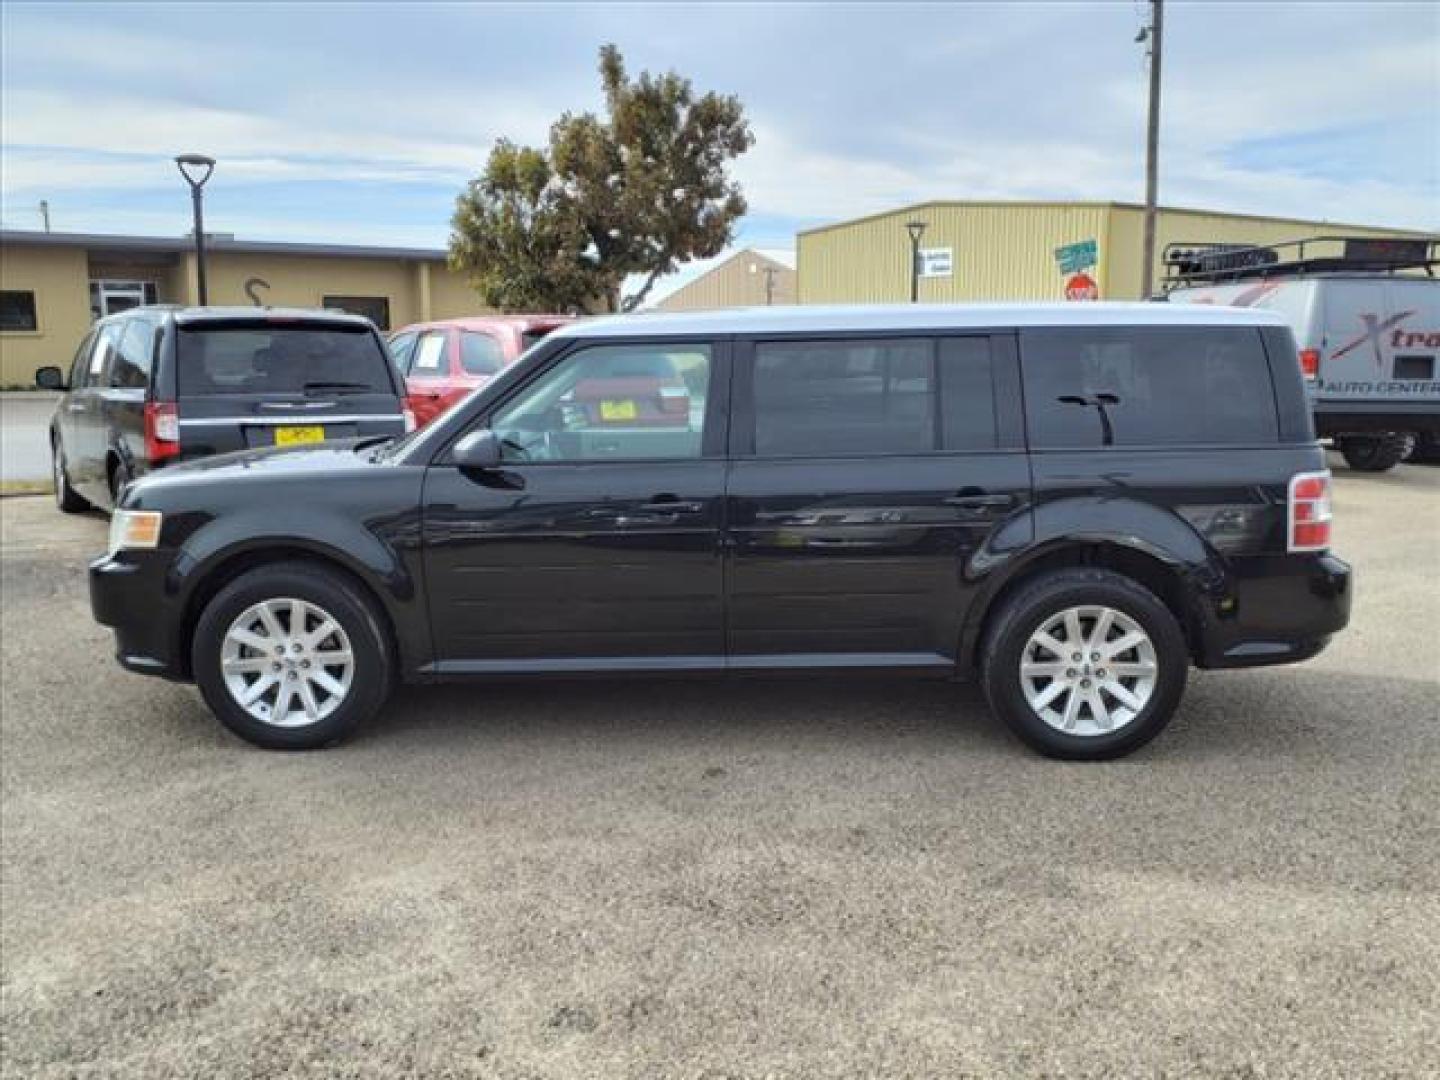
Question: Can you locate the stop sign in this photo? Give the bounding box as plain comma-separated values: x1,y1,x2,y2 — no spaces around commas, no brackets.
1064,272,1099,301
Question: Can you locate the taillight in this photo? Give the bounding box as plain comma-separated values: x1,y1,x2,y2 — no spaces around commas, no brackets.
1288,470,1332,552
403,406,418,432
144,401,180,463
1299,348,1320,380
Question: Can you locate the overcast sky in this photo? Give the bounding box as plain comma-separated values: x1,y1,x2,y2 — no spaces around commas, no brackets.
2,1,1436,299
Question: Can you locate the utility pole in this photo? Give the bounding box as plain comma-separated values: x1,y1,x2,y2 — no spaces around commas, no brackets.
1139,0,1164,298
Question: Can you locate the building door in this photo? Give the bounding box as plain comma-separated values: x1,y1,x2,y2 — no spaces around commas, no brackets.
90,281,157,320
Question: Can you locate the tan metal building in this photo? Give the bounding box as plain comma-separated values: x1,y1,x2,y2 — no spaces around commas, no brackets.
796,201,1437,305
0,230,487,386
656,248,795,311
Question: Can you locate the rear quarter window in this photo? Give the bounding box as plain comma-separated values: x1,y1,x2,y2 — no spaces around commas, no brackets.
1020,326,1278,448
176,325,396,396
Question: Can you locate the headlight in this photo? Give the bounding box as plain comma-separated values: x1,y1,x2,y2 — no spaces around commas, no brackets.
108,510,163,555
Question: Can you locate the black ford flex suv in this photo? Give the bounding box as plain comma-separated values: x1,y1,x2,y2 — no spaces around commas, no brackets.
91,304,1352,759
37,306,410,513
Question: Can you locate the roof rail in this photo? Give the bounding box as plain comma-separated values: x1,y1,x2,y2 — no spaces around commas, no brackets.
1162,235,1437,289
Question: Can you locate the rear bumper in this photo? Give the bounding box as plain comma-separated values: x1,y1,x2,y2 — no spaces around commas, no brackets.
90,551,187,680
1196,553,1352,669
1313,400,1440,437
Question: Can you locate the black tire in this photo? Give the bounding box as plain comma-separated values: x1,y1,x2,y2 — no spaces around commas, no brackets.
106,457,131,509
51,434,89,514
192,561,394,749
981,568,1189,760
1409,432,1440,464
1339,433,1411,472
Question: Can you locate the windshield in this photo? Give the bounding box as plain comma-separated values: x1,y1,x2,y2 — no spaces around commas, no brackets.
177,324,395,396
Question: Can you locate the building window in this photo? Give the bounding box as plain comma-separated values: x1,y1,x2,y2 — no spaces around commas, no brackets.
323,295,390,330
1,291,38,332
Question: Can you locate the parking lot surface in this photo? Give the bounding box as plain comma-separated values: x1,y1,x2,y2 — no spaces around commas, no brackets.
2,465,1438,1079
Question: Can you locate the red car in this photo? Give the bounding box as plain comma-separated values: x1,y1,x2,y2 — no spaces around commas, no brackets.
387,316,573,428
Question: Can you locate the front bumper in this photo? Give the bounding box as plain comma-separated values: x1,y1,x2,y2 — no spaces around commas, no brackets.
1196,553,1353,669
90,551,187,680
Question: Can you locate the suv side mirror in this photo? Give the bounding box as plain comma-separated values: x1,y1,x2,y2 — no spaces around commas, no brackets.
452,429,502,469
35,366,65,391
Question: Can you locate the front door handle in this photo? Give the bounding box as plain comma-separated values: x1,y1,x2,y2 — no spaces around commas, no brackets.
944,492,1017,509
637,497,704,514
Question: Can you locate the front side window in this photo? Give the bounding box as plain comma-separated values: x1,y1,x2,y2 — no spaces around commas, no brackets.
111,319,155,389
1021,327,1277,448
460,331,505,376
489,343,711,462
0,290,38,331
411,332,448,378
753,339,934,457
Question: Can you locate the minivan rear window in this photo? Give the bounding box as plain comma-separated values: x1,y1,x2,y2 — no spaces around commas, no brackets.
1021,327,1277,448
177,324,394,396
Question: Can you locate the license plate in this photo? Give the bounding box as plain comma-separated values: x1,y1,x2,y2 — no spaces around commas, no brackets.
599,400,638,422
274,425,325,446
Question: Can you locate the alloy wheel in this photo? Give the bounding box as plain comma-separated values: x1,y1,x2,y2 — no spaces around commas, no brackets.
1020,605,1158,736
220,598,355,727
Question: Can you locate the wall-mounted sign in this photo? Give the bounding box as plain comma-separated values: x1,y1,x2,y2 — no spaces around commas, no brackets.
918,247,954,278
1055,239,1099,275
1064,271,1100,301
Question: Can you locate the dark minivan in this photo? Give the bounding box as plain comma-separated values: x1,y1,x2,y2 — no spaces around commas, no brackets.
90,303,1351,759
38,306,411,512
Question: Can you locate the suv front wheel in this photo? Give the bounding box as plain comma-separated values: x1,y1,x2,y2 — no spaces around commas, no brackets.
192,561,394,749
52,435,89,513
981,569,1189,760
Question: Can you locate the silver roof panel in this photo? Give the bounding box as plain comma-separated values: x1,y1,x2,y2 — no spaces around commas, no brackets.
554,302,1288,340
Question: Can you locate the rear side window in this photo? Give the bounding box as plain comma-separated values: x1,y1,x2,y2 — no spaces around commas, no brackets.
176,325,396,396
460,331,505,375
110,319,155,389
1021,327,1277,448
411,332,448,377
754,339,934,456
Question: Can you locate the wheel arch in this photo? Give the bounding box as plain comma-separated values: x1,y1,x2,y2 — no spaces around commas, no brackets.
175,540,403,681
963,537,1209,673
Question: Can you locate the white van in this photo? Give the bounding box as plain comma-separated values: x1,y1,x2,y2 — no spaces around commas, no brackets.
1164,237,1439,471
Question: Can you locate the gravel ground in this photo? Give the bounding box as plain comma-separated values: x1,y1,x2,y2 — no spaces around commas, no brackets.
2,463,1438,1079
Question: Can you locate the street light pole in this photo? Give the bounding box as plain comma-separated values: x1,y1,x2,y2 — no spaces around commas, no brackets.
1138,0,1164,298
175,153,216,305
906,220,927,303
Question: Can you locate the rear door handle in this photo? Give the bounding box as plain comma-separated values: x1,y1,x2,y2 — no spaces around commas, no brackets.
944,492,1017,509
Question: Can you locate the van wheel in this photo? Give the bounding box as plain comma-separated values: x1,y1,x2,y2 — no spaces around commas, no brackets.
981,569,1189,760
1339,433,1411,472
51,436,89,513
192,561,393,749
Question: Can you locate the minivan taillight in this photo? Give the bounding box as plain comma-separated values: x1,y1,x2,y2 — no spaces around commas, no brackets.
1288,471,1332,552
1299,348,1320,380
144,401,181,463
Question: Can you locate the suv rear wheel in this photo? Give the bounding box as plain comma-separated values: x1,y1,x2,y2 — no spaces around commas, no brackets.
192,561,393,749
1338,432,1412,472
51,435,89,513
981,569,1189,760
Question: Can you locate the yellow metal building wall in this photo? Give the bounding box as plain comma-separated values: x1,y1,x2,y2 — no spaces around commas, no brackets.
797,202,1112,304
658,249,796,310
0,245,92,385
